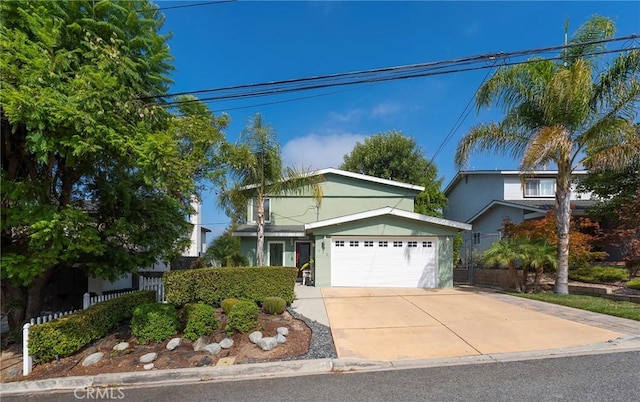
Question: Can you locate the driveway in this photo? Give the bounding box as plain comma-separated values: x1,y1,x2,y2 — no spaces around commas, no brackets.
321,287,623,361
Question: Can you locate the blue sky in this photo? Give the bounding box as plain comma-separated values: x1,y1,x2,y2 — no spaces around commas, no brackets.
157,1,640,238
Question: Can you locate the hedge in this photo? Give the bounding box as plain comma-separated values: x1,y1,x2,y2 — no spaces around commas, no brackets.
131,303,180,344
164,266,297,307
29,290,156,363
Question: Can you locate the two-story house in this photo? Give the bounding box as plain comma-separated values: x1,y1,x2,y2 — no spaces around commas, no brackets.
443,170,595,261
232,168,471,288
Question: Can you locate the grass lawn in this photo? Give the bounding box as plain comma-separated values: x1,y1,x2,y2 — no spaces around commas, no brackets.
508,293,640,321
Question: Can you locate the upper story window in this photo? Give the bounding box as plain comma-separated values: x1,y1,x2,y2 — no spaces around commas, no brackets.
524,178,555,197
251,198,271,223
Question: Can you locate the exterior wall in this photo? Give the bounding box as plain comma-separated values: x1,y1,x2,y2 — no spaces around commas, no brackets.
186,198,203,257
437,236,454,288
444,174,504,223
249,173,418,225
88,273,133,294
461,204,525,259
313,235,331,288
240,236,297,267
503,175,591,201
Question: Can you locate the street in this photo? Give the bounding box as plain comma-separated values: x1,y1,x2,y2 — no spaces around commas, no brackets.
7,351,640,402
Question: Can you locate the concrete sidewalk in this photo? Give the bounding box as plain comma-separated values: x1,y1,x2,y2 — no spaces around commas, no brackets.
290,283,329,326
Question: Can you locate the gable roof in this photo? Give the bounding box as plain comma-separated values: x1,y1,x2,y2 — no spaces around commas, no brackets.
466,199,598,223
305,207,472,231
242,168,425,192
443,170,589,195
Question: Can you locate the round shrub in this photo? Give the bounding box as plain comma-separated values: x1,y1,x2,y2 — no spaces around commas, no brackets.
131,303,179,344
221,298,240,315
262,296,286,315
225,300,258,335
627,278,640,290
183,302,218,341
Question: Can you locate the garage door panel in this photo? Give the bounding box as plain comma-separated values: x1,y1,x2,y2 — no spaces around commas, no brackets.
331,237,437,288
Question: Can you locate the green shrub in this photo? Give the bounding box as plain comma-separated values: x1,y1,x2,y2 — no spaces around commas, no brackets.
569,266,629,283
225,300,258,335
164,267,297,306
183,302,218,340
221,298,240,315
262,297,286,315
131,303,179,344
29,291,155,362
627,278,640,290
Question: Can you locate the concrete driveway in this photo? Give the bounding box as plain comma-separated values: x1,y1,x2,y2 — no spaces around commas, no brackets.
321,287,623,361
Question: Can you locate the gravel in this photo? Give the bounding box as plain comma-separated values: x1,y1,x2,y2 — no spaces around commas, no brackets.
284,307,337,360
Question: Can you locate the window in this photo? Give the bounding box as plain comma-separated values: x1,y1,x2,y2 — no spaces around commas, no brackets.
251,198,271,222
364,241,374,247
422,241,433,248
524,179,555,197
379,241,388,247
349,241,359,247
473,233,481,245
393,241,403,247
268,242,284,266
335,240,345,247
408,241,418,248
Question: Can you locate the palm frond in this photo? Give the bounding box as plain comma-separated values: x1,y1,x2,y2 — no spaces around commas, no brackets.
455,122,529,169
520,126,570,170
591,49,640,110
581,134,640,172
542,59,593,129
565,15,615,63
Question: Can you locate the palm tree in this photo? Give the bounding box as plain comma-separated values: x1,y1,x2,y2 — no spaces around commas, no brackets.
482,239,525,292
456,16,640,294
220,114,323,266
520,241,557,292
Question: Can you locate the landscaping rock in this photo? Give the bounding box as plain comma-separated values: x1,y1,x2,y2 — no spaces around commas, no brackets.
275,333,287,344
166,338,181,351
220,338,234,349
195,356,212,367
203,343,221,355
140,352,157,364
5,368,21,379
82,352,104,367
249,331,263,344
143,363,154,370
276,327,289,336
257,337,278,351
193,336,208,352
113,342,129,351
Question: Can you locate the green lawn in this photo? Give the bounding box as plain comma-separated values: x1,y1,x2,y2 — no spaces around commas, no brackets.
508,293,640,321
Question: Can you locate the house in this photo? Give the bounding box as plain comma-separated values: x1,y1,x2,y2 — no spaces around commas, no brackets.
442,170,595,261
232,168,471,288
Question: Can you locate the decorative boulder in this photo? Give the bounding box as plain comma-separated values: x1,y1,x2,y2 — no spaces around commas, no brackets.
220,338,234,349
276,327,289,337
203,343,221,355
140,352,157,364
82,352,104,367
166,338,181,351
257,337,278,351
275,333,287,344
113,342,129,351
143,363,155,370
249,331,263,344
193,336,208,352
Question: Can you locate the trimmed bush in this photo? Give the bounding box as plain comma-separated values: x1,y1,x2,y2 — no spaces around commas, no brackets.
29,291,155,362
221,298,240,315
569,266,629,283
183,302,218,340
225,300,258,335
262,297,286,315
164,267,297,307
627,278,640,290
131,303,179,344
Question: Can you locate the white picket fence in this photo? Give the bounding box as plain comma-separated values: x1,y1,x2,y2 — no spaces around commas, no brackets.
22,279,164,376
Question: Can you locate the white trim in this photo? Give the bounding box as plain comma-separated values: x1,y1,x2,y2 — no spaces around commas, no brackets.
466,200,547,223
294,240,312,269
305,207,472,231
443,170,589,195
234,231,305,238
267,241,285,266
242,168,424,192
249,198,271,223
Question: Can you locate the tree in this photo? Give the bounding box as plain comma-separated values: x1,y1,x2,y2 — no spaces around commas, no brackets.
219,114,323,266
482,239,525,292
340,130,447,216
519,241,557,292
1,1,227,322
205,230,248,267
455,15,640,294
607,188,640,276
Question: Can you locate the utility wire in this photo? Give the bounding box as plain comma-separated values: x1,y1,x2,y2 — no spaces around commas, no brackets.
151,1,236,11
139,33,640,103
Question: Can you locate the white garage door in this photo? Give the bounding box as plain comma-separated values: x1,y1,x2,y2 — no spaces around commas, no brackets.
331,237,438,288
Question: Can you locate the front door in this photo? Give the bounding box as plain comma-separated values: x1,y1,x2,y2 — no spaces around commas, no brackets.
295,242,311,278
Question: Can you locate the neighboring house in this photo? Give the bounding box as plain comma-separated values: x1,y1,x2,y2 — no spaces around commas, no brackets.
233,168,471,288
443,170,595,261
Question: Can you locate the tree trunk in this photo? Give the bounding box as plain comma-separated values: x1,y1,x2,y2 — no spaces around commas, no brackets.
555,166,572,294
25,266,56,319
509,264,522,292
255,195,265,266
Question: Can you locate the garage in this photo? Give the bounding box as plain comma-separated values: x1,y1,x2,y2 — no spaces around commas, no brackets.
330,236,438,288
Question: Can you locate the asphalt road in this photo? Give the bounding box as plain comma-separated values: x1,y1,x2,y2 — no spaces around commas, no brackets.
8,351,640,402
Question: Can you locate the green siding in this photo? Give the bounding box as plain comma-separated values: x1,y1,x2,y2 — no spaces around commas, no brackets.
309,215,461,237
239,237,296,267
437,236,454,287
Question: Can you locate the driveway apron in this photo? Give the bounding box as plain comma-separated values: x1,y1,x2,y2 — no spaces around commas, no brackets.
321,287,624,361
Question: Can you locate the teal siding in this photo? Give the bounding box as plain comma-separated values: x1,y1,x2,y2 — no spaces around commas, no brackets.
239,237,296,267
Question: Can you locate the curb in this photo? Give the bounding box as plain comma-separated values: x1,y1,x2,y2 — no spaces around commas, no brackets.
2,336,640,396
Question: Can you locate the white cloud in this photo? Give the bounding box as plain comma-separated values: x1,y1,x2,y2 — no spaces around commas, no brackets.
282,132,366,170
328,108,364,123
370,102,402,118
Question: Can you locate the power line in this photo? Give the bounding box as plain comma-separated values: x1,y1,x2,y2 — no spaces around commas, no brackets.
139,33,640,104
152,1,236,11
